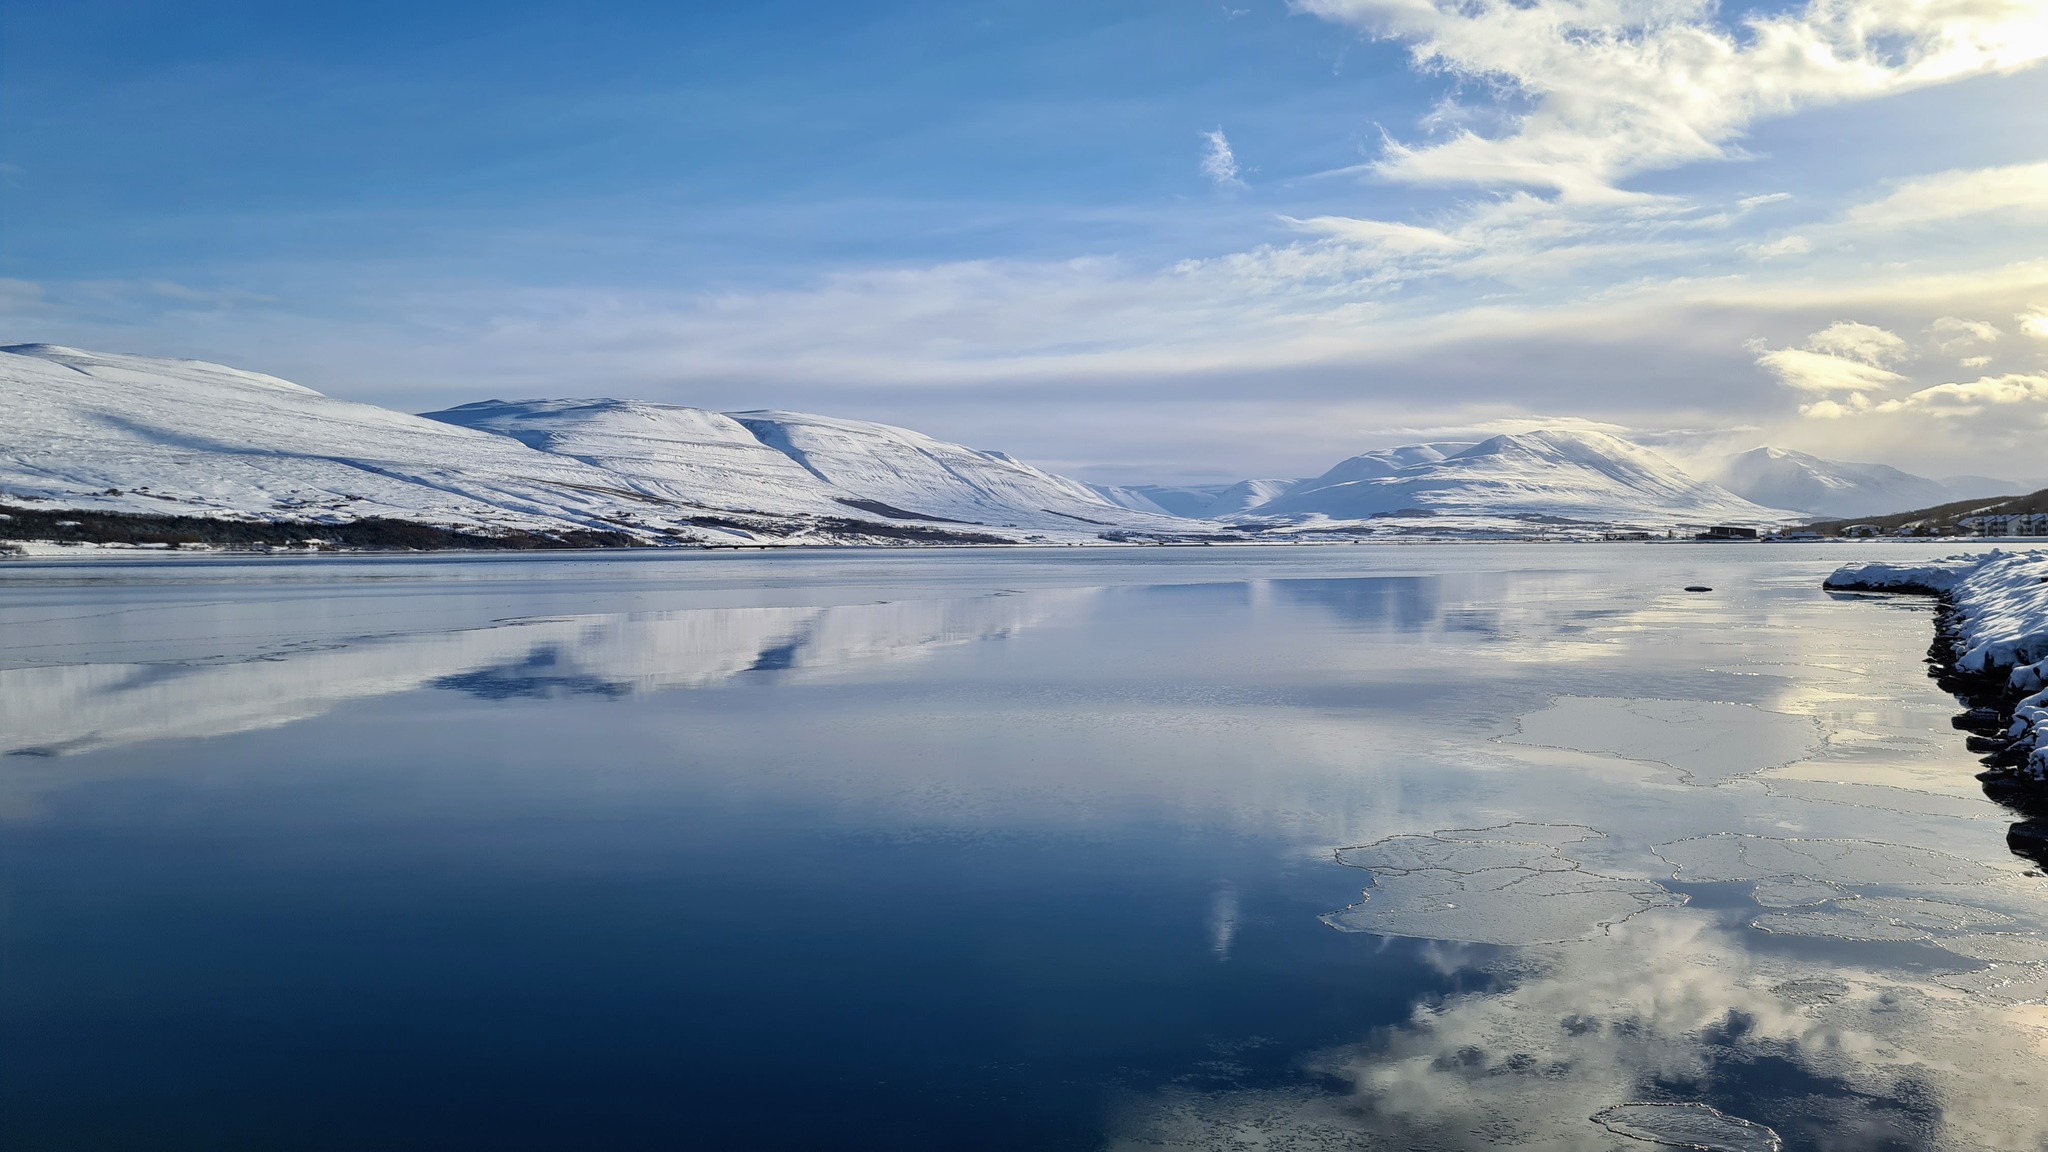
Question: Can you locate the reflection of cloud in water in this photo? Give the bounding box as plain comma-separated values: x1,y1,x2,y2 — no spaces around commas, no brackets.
1656,833,2048,992
0,591,1090,756
1126,823,2048,1149
1110,914,2048,1151
1208,883,1238,962
1324,823,1684,946
1506,697,1822,787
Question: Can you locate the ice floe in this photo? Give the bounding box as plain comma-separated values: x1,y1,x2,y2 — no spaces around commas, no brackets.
1934,962,2048,1002
1655,833,1990,888
1324,823,1684,945
1751,896,2014,943
1591,1102,1782,1151
1505,696,1820,786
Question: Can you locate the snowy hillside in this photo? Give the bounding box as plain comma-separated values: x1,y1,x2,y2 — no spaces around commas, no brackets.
3,345,1835,547
1301,443,1474,489
1195,479,1302,517
424,399,1187,535
0,344,693,539
423,399,846,516
1705,447,2002,518
0,345,1202,545
1091,480,1306,518
1241,430,1794,529
725,411,1158,531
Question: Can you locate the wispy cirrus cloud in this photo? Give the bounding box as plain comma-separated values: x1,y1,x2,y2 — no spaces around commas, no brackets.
1200,128,1244,187
1843,160,2048,230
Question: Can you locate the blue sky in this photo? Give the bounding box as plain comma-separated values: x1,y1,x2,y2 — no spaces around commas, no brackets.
5,0,2048,482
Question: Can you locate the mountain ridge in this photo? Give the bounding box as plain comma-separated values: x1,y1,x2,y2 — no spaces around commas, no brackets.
1240,430,1792,528
0,346,1199,545
8,345,1955,548
1701,446,2017,518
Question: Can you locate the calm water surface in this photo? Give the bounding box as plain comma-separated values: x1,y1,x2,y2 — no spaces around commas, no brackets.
3,544,2044,1150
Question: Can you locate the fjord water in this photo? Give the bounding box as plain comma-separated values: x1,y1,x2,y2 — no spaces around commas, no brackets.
3,545,2044,1150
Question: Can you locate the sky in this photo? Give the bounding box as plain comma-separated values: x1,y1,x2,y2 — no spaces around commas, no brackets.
4,0,2048,484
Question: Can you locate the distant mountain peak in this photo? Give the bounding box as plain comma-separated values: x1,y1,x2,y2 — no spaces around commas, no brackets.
1704,445,2005,518
1243,426,1790,528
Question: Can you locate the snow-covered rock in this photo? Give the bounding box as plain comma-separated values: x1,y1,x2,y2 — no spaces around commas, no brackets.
1242,430,1792,529
1823,555,1987,595
1827,551,2048,779
1707,447,1984,518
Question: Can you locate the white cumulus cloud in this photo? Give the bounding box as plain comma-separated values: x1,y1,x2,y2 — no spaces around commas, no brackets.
1931,316,2003,350
1757,321,1908,400
1805,320,1908,366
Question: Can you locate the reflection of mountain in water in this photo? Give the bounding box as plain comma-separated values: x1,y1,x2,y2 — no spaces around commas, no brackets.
0,592,1091,756
433,646,635,700
1268,577,1442,632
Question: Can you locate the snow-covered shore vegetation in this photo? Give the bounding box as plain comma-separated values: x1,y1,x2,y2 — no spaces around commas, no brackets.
1827,552,2048,781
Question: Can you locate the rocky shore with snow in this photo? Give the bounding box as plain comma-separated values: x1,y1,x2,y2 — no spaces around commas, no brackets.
1827,552,2048,800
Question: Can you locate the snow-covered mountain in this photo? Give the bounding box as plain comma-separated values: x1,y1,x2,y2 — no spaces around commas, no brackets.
1700,447,2004,519
1086,483,1218,517
1240,430,1792,529
423,399,1178,533
723,410,1133,528
1090,480,1305,519
0,344,686,538
1300,443,1474,488
0,345,1199,544
422,398,838,516
2,344,1841,546
1195,479,1302,517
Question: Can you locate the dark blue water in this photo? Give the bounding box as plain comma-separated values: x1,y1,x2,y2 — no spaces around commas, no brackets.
2,546,2041,1150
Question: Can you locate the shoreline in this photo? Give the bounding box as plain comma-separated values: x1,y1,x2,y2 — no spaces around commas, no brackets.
1826,551,2048,865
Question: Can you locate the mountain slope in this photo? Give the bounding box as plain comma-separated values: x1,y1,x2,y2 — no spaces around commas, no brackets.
726,410,1170,531
0,344,685,539
1197,479,1301,517
1245,430,1791,527
1,345,1202,545
422,398,842,515
1090,483,1230,518
427,400,1193,533
1704,447,1989,518
1298,443,1473,490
